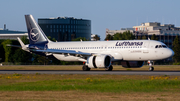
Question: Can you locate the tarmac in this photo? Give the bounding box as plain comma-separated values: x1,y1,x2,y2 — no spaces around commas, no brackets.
0,70,180,75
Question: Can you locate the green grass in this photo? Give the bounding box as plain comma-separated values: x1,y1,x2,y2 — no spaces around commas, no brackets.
0,74,179,93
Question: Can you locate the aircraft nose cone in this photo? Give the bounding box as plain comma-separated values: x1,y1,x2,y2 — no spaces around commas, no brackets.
167,49,174,58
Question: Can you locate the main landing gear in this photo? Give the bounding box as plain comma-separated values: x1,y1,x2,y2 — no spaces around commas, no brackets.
105,65,113,71
82,65,91,71
148,60,154,71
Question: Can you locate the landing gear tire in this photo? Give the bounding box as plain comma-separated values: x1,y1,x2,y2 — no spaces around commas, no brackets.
82,65,91,71
105,65,113,71
148,60,154,71
149,67,154,71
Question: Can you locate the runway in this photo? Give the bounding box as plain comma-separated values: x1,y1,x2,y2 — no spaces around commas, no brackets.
0,70,180,75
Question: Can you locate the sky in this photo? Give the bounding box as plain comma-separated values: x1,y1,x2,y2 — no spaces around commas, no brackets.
1,0,180,40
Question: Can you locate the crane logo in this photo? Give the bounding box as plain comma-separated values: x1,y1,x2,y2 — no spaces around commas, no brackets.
30,28,40,42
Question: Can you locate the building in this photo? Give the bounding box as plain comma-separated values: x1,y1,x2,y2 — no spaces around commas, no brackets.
106,28,134,36
133,22,180,49
0,24,27,40
38,17,91,41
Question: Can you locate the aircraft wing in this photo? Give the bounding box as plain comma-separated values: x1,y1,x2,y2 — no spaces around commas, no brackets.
32,49,92,56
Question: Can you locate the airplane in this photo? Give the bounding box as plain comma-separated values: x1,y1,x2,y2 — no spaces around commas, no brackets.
15,15,174,71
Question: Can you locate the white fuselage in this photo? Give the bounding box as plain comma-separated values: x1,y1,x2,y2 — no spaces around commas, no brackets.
46,40,174,62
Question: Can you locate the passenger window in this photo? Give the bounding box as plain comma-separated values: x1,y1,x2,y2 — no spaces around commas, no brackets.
155,45,158,48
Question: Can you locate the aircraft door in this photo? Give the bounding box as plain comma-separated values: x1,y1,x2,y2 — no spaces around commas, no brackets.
143,42,149,53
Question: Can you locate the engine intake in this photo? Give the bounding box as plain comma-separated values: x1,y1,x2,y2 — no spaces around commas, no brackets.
86,55,111,68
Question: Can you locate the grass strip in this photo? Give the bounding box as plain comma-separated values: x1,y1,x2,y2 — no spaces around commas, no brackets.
0,74,179,93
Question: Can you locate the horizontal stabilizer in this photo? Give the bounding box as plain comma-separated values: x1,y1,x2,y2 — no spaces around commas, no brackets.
6,44,21,48
17,37,29,52
17,37,25,47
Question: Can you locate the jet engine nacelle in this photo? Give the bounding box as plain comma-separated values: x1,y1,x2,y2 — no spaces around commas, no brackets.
86,55,111,68
121,61,144,68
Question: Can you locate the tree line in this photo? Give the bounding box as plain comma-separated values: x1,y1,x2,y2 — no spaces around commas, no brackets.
0,36,82,65
105,30,159,41
105,31,135,40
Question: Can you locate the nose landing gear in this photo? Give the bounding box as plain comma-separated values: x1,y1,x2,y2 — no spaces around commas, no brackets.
148,60,154,71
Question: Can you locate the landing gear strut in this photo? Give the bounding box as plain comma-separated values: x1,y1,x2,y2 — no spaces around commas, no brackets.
105,65,113,71
82,65,91,71
148,60,154,71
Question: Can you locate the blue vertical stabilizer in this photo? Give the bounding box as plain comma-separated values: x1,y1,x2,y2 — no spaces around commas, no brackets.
25,15,50,44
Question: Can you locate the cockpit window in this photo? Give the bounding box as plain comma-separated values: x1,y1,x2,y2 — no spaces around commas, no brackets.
162,45,167,48
155,45,167,48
